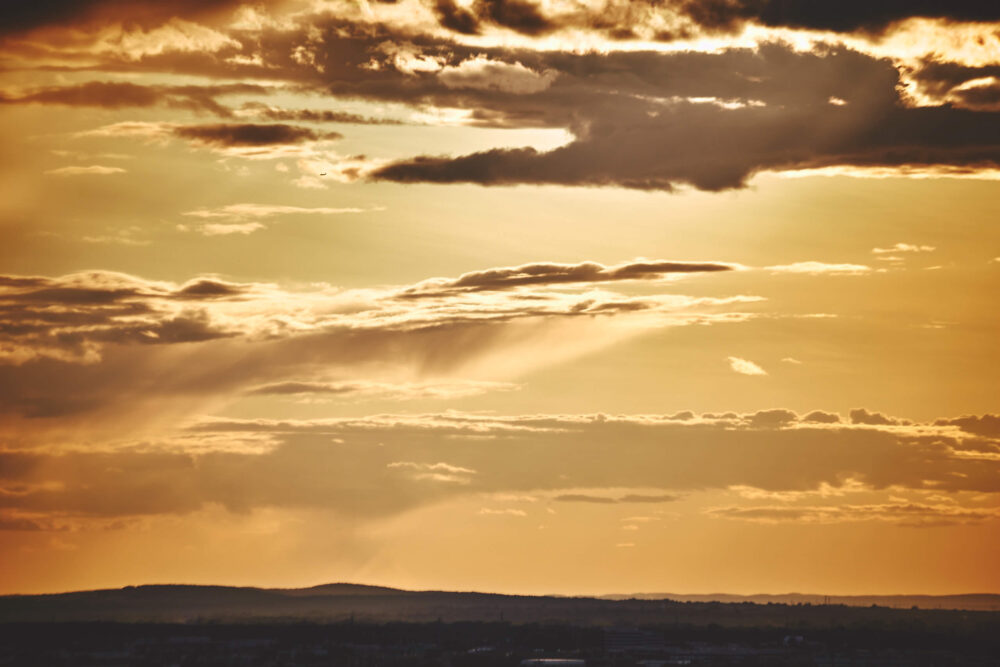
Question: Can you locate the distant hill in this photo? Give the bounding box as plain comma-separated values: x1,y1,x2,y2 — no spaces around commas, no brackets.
2,583,999,625
266,583,412,597
598,592,1000,611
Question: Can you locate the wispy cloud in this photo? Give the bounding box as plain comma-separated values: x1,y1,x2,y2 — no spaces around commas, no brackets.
180,203,372,235
0,264,757,438
707,502,1000,527
553,493,677,504
44,165,126,176
728,357,767,376
872,243,936,254
765,262,873,275
479,508,527,516
248,379,519,401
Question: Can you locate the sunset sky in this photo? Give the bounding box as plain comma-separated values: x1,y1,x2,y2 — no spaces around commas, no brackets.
1,0,999,597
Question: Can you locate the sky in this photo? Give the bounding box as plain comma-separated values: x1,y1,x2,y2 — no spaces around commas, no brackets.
0,0,999,597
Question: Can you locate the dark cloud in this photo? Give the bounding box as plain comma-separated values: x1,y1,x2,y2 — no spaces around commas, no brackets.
677,0,1000,34
174,279,247,299
434,0,481,34
0,81,268,117
401,260,736,297
24,13,998,192
0,272,253,370
344,42,1000,191
906,60,1000,111
476,0,553,35
0,272,251,307
934,414,1000,438
850,408,903,426
432,0,556,36
952,82,1000,110
747,409,799,428
237,102,406,125
172,123,342,148
244,380,514,401
802,410,841,424
0,0,241,39
423,1,1000,37
248,381,364,396
908,60,1000,97
371,96,1000,191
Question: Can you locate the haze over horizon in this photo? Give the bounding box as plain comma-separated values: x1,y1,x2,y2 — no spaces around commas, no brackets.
12,580,1000,600
1,0,998,598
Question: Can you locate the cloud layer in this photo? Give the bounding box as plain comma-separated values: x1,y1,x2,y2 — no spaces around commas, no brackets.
1,409,997,529
0,262,752,439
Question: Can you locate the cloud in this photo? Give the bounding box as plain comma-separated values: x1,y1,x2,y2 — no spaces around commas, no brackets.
236,102,406,125
872,243,936,254
553,493,677,504
400,259,737,297
11,0,995,49
44,165,126,176
728,356,767,376
0,514,66,532
0,0,243,39
747,409,796,427
765,262,874,275
672,1,1000,34
179,203,370,234
470,0,554,36
802,410,841,424
437,56,558,94
80,226,150,246
707,502,1000,527
0,264,755,436
198,222,265,236
352,40,1000,191
389,461,477,484
82,121,342,158
933,415,1000,438
388,461,477,475
0,81,270,117
183,203,367,221
849,408,904,426
172,123,342,148
247,379,519,401
15,8,999,193
422,1,1000,39
0,409,997,526
479,508,527,516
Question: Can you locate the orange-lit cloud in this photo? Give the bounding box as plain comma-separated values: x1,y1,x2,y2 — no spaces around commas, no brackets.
0,264,758,442
1,409,997,532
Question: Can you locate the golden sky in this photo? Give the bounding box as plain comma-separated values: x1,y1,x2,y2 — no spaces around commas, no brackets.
1,0,999,596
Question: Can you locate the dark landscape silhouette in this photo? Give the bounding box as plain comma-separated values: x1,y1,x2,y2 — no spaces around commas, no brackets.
2,583,999,665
